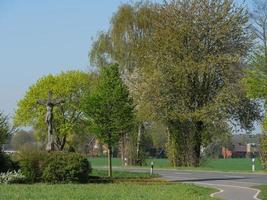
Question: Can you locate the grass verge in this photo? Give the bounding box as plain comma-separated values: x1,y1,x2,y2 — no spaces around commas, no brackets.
0,183,219,200
255,185,267,200
89,169,160,183
91,169,159,179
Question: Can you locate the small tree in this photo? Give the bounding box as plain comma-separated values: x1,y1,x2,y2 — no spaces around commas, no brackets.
0,112,12,149
14,71,93,150
83,64,135,177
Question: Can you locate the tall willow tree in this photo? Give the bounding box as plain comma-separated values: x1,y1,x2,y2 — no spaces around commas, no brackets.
141,0,262,166
90,0,261,167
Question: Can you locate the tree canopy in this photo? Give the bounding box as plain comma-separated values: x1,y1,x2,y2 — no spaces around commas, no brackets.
89,0,261,166
242,0,267,168
82,64,135,176
14,71,93,150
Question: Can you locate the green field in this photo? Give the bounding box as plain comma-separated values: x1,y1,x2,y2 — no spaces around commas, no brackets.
89,157,264,172
0,183,218,200
199,158,263,172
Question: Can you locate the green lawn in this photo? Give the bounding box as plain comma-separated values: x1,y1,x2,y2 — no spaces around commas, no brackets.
0,183,218,200
256,185,267,200
0,169,218,200
89,157,264,172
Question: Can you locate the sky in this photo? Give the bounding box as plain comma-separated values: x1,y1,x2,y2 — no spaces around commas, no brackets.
0,0,135,116
0,0,259,133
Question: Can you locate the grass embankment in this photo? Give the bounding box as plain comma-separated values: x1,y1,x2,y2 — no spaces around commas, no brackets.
0,183,218,200
89,169,160,183
89,157,264,172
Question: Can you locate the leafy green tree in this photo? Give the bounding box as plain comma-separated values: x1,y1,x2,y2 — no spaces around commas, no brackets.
82,64,135,177
242,0,267,169
90,2,157,164
90,0,261,167
14,71,93,151
147,122,168,153
141,0,262,166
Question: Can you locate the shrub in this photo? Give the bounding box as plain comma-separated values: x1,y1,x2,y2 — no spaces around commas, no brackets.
0,152,19,173
0,170,26,184
42,152,92,183
17,148,47,183
260,134,267,169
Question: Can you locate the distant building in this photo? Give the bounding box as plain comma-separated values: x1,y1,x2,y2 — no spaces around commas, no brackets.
222,134,260,158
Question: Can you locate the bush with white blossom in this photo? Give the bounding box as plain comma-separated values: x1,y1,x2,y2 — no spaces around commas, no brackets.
0,170,26,184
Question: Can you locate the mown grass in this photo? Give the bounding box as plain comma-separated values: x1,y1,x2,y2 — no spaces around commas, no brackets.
88,157,170,168
89,157,264,172
0,183,218,200
255,185,267,200
91,169,159,179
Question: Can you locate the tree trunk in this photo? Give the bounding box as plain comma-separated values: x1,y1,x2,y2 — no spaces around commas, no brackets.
107,144,112,177
60,135,66,151
193,132,201,167
166,126,176,167
136,123,144,162
120,135,126,166
193,121,204,167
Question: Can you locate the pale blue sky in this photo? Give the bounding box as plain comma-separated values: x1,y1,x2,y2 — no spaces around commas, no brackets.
0,0,256,130
0,0,136,116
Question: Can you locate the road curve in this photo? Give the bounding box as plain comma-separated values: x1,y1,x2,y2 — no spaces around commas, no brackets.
156,170,262,200
114,168,266,200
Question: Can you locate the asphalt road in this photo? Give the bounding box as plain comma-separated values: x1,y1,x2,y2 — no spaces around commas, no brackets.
116,168,267,200
156,170,263,200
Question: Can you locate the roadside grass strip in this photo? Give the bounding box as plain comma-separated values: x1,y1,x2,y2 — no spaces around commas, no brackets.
0,183,218,200
255,185,267,200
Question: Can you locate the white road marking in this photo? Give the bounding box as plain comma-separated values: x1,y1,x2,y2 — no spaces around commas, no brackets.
194,182,262,200
210,187,224,198
253,189,261,200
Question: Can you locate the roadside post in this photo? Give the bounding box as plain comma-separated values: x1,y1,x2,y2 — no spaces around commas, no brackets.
252,152,255,172
150,161,154,176
251,144,256,172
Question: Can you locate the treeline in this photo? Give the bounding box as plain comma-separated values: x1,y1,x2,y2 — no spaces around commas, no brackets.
89,0,262,167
